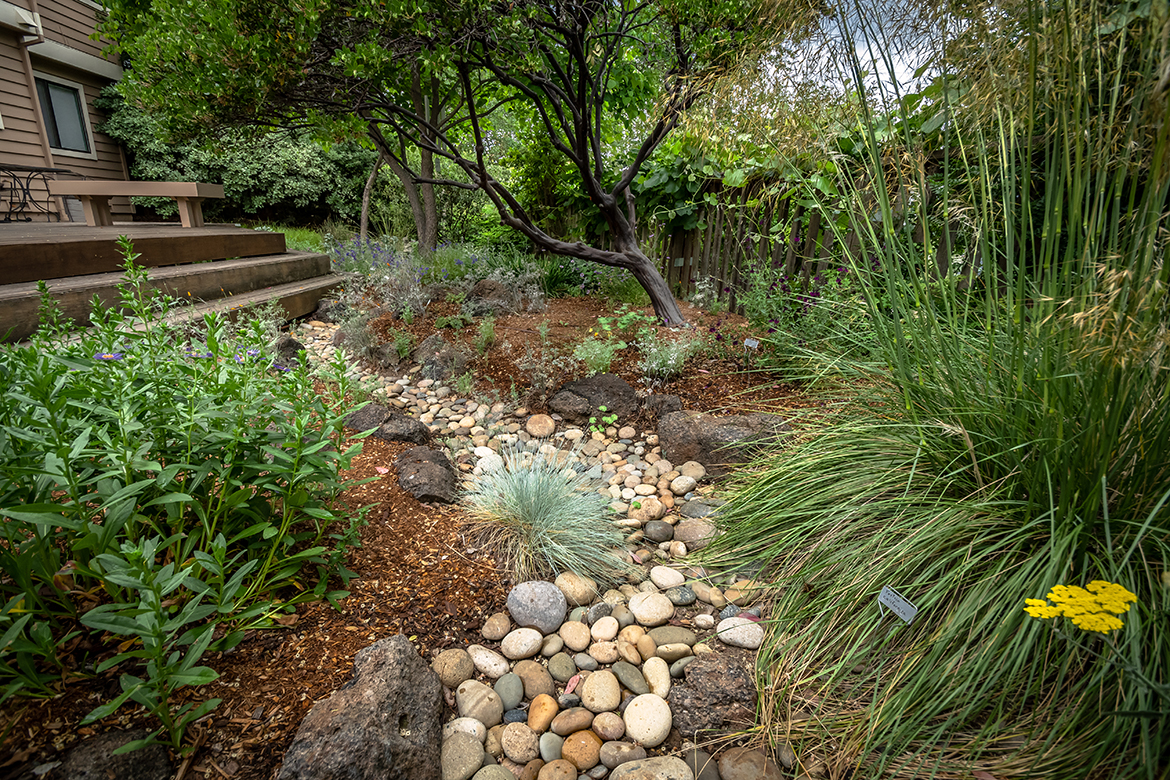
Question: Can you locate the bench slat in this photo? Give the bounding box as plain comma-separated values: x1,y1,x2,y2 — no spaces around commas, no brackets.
48,181,225,199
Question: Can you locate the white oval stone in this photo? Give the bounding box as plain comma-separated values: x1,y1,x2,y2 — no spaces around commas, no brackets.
501,627,544,660
628,592,675,627
622,693,672,747
716,616,765,649
442,716,487,743
649,566,685,589
467,644,510,678
670,475,697,495
590,616,620,642
641,656,671,699
580,669,621,713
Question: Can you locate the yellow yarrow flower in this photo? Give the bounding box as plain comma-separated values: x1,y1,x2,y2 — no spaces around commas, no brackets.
1023,581,1137,634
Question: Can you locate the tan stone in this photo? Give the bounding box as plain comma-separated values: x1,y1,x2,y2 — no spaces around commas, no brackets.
537,759,578,780
635,634,658,663
527,693,558,733
561,729,603,770
558,621,592,652
550,707,595,736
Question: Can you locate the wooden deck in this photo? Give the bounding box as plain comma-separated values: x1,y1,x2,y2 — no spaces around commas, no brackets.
0,222,286,285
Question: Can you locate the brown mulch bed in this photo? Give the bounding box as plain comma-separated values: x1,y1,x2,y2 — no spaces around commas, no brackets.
0,295,818,780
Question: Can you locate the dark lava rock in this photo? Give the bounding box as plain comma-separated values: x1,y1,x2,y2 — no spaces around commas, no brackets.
666,654,757,738
40,730,171,780
374,410,432,446
395,446,457,503
548,374,640,425
345,403,391,433
277,635,443,780
657,411,790,475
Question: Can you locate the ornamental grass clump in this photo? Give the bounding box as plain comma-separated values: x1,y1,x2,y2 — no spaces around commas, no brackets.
701,0,1170,777
462,446,631,586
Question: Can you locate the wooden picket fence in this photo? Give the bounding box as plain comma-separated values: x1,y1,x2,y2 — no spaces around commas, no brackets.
585,183,864,313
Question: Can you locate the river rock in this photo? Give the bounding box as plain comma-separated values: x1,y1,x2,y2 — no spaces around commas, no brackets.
609,755,693,779
561,730,603,770
550,707,594,736
494,674,524,711
441,733,485,780
672,518,715,551
590,616,619,641
443,717,488,743
558,621,591,652
591,711,625,741
526,414,556,438
611,661,649,695
648,626,697,647
628,592,674,627
528,694,558,733
554,572,598,606
501,723,540,764
718,747,783,780
622,694,672,747
502,628,545,659
548,653,577,682
649,566,685,589
514,660,556,700
599,741,648,770
482,612,512,641
456,679,504,728
433,648,476,688
508,581,568,635
715,617,765,649
641,657,671,698
538,759,577,780
579,670,621,713
467,645,510,679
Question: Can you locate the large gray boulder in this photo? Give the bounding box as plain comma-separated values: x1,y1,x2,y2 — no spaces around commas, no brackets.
277,635,443,780
396,446,457,503
548,374,640,425
656,411,789,475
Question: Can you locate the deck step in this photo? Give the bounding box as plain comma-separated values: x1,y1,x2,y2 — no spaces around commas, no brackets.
1,252,340,342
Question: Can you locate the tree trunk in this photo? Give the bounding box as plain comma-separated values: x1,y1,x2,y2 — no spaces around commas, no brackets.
624,246,685,326
382,152,427,246
359,152,384,242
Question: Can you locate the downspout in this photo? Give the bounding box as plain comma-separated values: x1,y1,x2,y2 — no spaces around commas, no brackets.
16,0,53,167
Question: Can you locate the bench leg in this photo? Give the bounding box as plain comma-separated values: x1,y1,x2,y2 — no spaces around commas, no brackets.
175,197,205,228
79,195,114,227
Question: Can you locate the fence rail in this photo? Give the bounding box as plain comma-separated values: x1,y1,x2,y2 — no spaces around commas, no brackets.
583,184,864,313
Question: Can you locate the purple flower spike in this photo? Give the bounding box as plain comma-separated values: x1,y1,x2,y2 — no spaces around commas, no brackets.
94,352,125,361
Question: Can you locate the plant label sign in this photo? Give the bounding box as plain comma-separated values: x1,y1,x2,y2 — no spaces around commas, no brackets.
744,338,759,349
878,586,918,625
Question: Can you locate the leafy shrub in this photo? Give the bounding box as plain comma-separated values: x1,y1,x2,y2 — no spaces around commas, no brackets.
739,264,872,358
573,337,627,375
462,447,631,585
637,334,701,387
96,88,374,224
0,241,364,751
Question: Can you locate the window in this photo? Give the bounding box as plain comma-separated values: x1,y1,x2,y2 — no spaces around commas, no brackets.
33,75,93,157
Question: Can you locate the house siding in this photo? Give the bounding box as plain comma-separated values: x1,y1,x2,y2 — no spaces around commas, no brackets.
1,3,129,220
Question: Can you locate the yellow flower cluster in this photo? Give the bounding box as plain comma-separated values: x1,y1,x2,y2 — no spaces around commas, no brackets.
1024,580,1137,634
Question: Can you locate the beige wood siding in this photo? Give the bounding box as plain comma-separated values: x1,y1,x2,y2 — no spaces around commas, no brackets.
36,0,110,61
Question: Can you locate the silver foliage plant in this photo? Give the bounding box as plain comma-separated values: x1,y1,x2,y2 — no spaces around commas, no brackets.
461,444,633,586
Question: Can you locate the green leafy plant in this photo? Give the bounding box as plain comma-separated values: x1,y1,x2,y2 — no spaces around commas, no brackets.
573,337,627,375
455,371,475,396
637,334,701,388
435,313,472,330
475,317,496,356
462,446,632,585
587,405,618,434
399,304,416,325
0,241,365,747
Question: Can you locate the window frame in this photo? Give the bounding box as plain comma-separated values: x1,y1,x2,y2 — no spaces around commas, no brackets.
32,71,98,161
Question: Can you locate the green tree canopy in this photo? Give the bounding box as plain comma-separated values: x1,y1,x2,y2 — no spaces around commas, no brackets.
102,0,822,324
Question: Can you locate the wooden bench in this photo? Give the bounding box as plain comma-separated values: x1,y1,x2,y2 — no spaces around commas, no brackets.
47,181,226,228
